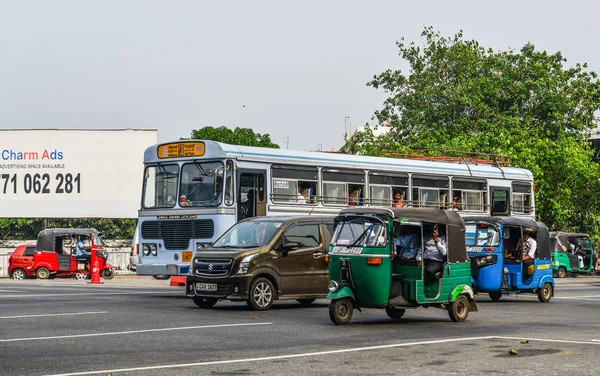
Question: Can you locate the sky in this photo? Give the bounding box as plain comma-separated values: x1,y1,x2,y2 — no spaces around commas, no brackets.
1,1,599,152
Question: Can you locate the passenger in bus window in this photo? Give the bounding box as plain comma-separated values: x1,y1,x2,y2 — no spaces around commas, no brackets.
449,197,461,211
392,191,404,208
296,185,307,204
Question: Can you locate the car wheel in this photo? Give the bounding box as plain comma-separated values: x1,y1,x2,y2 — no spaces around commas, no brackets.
192,297,218,308
448,295,470,322
10,269,26,280
297,298,315,306
36,267,50,280
537,282,553,303
385,307,406,320
488,291,502,301
247,277,275,311
153,275,171,280
329,298,353,325
557,267,567,278
102,268,115,280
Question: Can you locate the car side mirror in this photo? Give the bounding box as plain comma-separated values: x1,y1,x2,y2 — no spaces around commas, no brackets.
281,242,299,257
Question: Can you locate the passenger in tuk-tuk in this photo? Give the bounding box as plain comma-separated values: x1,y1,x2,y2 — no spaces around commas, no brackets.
423,225,447,283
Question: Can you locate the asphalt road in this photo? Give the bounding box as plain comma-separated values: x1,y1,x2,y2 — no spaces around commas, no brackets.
1,277,599,376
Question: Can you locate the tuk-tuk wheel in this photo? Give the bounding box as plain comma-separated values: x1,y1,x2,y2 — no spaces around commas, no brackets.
385,307,406,320
192,297,218,308
74,273,88,280
36,267,50,280
329,298,353,325
488,291,502,301
102,268,115,280
537,282,553,303
557,267,567,278
448,295,469,322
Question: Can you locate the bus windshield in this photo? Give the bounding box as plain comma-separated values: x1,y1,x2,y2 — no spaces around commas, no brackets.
213,220,285,248
465,223,501,247
179,161,226,207
143,164,179,208
332,217,387,247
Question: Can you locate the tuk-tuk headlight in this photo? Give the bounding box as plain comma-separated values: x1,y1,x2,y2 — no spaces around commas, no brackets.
150,244,158,256
328,280,341,293
143,244,150,256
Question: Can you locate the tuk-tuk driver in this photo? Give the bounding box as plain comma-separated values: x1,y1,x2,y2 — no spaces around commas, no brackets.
75,237,90,262
423,225,447,283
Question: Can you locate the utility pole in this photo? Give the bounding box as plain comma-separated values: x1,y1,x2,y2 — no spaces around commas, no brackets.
283,136,289,149
344,116,350,137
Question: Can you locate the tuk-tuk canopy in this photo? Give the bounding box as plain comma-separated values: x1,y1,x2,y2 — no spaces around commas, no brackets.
463,216,550,260
337,208,468,263
549,231,593,252
36,228,100,253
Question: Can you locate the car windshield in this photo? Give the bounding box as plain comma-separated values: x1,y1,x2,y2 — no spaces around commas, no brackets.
179,161,227,207
143,164,179,208
332,216,387,247
465,223,501,247
212,220,285,248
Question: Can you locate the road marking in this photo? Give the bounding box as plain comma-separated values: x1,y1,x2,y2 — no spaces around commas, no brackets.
0,322,272,343
554,296,600,302
495,336,600,345
0,291,183,298
42,336,600,376
0,311,108,319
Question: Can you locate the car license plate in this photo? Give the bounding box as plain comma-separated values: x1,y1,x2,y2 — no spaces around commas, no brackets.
182,251,193,262
196,283,217,292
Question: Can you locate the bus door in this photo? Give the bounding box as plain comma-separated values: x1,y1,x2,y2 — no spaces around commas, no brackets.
490,187,510,216
238,171,266,221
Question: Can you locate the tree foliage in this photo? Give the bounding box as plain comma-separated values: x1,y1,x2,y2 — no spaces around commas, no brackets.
362,26,600,237
189,126,280,148
0,218,135,240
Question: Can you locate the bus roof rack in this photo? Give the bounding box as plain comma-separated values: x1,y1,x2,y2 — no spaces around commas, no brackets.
379,150,511,166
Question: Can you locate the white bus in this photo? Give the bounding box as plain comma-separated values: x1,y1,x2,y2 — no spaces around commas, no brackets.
135,140,534,277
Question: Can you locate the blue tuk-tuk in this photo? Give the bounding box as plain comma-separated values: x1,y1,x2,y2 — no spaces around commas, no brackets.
464,217,554,302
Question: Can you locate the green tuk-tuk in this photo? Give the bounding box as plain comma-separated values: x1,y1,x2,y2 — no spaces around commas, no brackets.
327,208,477,325
550,232,596,277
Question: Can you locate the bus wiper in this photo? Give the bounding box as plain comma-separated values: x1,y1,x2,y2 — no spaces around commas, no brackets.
193,161,208,176
156,164,177,179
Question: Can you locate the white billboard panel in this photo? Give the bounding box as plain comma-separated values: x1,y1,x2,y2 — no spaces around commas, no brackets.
0,129,157,218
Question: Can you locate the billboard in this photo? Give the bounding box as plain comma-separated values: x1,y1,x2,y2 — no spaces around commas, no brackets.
0,129,158,218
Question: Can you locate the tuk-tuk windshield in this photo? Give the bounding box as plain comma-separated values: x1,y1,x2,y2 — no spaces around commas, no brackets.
571,236,593,251
332,216,387,247
212,220,284,249
465,223,501,247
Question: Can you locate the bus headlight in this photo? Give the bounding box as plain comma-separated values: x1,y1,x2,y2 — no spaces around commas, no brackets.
236,253,259,275
150,244,158,256
143,244,150,256
328,280,341,292
196,242,211,252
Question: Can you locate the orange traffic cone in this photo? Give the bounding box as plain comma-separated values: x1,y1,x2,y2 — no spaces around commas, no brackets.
88,250,104,285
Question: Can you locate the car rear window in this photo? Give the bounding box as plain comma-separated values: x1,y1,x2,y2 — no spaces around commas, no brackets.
24,247,36,256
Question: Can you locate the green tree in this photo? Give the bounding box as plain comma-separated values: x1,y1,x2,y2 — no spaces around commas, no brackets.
189,126,280,148
365,26,600,236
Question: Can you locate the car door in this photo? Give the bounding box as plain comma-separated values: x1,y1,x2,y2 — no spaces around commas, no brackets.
17,246,36,271
312,221,334,294
278,222,323,295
